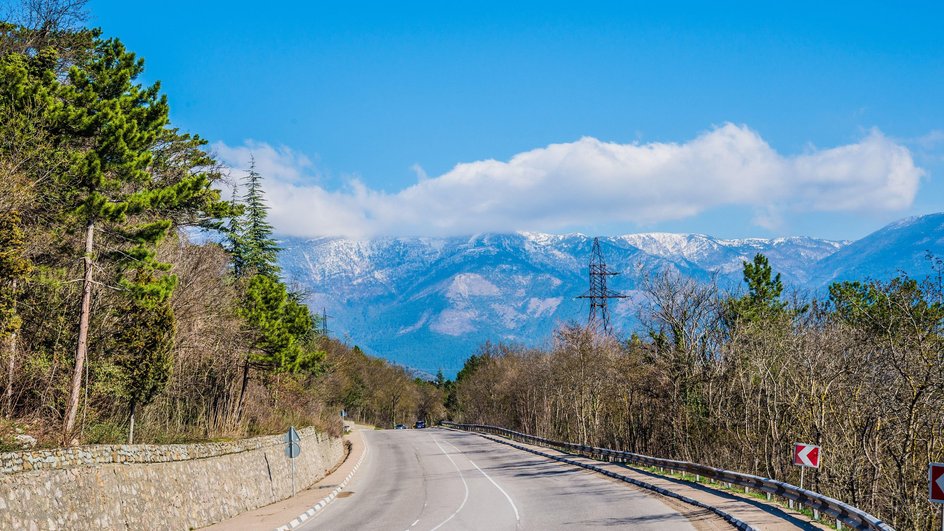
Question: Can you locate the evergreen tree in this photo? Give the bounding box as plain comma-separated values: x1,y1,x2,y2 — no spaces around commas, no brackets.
225,159,324,421
42,37,228,443
113,298,174,443
742,253,785,307
239,157,280,278
53,38,168,442
724,253,789,330
829,277,944,340
225,181,248,278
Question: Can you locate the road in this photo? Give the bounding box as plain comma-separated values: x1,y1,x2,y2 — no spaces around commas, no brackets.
299,428,697,530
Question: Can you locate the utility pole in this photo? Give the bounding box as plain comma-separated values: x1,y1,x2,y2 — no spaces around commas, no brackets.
577,237,627,335
321,308,329,337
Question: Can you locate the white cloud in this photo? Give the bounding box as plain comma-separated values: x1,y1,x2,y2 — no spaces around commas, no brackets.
213,140,314,184
213,124,924,238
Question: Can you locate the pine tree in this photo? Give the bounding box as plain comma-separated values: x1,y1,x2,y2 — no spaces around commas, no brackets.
240,157,280,278
724,253,789,330
47,38,228,443
742,253,785,308
225,181,248,278
225,159,324,422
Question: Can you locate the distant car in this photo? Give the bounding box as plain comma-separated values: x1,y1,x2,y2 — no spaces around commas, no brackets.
414,420,426,429
394,424,406,430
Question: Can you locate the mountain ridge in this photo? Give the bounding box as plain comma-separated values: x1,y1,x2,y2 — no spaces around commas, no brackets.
279,213,944,376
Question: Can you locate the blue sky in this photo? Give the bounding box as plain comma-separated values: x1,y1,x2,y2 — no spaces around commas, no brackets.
89,1,944,240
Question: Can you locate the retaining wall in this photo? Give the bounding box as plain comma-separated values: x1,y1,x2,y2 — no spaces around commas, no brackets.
0,427,345,530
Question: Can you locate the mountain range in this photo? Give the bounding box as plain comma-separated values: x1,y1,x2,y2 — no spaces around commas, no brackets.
278,213,944,376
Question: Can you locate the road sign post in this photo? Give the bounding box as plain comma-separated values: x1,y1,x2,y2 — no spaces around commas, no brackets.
286,426,302,496
793,443,820,510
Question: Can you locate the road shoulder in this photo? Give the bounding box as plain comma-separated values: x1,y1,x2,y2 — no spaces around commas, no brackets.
201,424,369,531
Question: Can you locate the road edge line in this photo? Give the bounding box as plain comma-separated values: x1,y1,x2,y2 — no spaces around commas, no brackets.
274,434,370,531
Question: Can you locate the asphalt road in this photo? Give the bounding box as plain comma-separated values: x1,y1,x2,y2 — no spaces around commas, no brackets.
299,428,696,530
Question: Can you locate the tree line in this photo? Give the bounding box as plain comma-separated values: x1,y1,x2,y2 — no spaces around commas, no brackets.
447,254,944,530
0,0,436,447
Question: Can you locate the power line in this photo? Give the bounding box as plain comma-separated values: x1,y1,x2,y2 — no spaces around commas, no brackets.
576,237,626,335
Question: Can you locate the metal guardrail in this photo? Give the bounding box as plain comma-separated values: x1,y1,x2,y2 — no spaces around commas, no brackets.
442,422,894,531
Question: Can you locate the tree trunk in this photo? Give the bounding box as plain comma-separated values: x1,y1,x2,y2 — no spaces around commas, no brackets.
4,279,16,417
64,221,94,445
128,400,135,444
234,358,250,426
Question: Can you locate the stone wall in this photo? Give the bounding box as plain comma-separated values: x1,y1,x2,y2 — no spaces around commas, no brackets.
0,427,345,530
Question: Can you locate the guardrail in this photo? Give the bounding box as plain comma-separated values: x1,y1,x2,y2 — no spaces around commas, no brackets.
442,422,893,531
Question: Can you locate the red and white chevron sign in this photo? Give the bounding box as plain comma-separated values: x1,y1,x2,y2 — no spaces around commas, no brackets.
793,443,820,468
930,463,944,503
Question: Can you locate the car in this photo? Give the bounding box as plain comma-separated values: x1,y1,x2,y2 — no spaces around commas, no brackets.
414,420,426,429
394,423,406,430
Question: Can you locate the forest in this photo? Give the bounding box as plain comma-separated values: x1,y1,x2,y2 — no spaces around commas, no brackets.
447,254,944,529
0,0,437,448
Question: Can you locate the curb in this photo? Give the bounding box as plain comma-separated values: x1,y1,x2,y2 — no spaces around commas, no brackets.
451,428,756,531
274,438,369,531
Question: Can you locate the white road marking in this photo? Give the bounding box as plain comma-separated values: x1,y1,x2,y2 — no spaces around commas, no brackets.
292,438,370,530
442,439,520,522
429,437,470,531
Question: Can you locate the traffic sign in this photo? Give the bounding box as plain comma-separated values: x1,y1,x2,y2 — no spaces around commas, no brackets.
930,463,944,504
793,443,820,469
286,441,301,458
285,426,301,459
285,426,302,497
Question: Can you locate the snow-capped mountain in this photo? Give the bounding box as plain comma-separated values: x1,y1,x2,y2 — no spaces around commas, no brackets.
808,214,944,287
279,213,944,376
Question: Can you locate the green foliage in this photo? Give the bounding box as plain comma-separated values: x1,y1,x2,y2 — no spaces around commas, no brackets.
56,38,168,220
456,350,492,384
0,1,432,452
113,300,174,410
725,253,789,329
222,157,323,376
228,158,280,279
0,211,30,337
744,253,784,302
7,35,229,309
240,274,323,374
829,276,944,339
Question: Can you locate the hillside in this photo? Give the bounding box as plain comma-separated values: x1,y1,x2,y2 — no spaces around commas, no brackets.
279,231,851,374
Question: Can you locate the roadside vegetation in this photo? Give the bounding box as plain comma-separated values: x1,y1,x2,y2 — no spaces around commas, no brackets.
447,254,944,529
0,0,435,449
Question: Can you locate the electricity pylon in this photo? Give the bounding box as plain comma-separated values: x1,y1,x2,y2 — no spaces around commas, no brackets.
577,237,626,335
